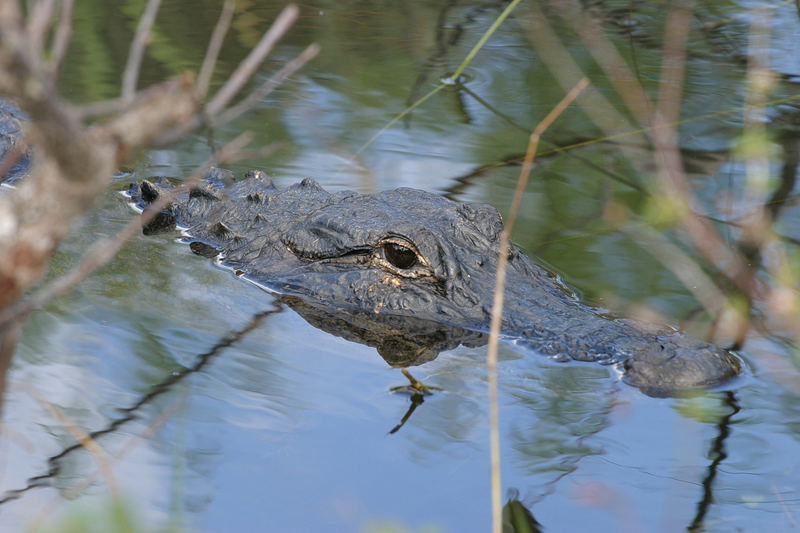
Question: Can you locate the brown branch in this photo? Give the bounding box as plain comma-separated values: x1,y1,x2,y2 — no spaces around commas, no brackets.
196,0,236,101
0,0,309,419
0,132,254,331
0,77,198,319
206,4,299,116
215,42,320,127
152,4,305,147
121,0,163,101
26,0,57,59
47,0,75,79
651,1,760,302
554,0,653,126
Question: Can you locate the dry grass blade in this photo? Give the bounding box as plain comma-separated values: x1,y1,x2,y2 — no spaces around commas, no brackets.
18,383,118,496
650,2,760,311
23,399,186,531
557,0,652,125
196,0,236,101
121,0,163,101
655,0,692,124
486,78,589,533
518,2,645,164
206,4,299,116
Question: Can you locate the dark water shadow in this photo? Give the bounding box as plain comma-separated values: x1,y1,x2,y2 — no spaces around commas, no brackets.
0,303,282,504
687,390,741,532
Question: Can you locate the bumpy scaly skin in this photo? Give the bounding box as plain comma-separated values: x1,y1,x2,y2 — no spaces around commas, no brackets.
130,169,741,396
0,98,30,184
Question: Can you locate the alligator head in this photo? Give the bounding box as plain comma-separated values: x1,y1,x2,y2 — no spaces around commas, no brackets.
129,169,741,396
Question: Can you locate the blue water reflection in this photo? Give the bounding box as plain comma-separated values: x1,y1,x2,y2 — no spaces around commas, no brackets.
3,0,800,532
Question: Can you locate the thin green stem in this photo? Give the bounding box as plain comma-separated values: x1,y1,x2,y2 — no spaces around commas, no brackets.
446,0,523,83
354,84,445,155
356,0,522,155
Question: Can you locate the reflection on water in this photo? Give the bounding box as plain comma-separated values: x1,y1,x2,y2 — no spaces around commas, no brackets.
3,0,800,531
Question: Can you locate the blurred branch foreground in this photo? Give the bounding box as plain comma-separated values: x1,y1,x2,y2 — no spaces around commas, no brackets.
0,1,317,406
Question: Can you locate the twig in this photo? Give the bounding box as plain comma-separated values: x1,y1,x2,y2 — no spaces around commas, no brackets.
206,4,298,116
26,0,57,59
151,4,303,147
47,0,75,79
196,0,236,101
620,221,750,344
215,43,320,127
772,481,798,527
518,2,639,143
0,324,18,417
486,77,589,533
26,398,185,531
121,0,163,101
0,132,255,331
19,383,118,496
73,97,128,118
0,2,22,26
655,0,692,127
650,2,760,302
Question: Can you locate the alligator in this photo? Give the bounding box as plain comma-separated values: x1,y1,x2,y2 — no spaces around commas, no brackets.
128,169,741,396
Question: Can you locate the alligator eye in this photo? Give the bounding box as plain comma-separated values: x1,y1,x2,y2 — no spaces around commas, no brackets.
383,242,417,269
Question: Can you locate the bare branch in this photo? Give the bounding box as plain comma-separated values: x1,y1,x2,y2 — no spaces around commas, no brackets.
152,8,309,147
26,0,57,59
649,1,761,302
121,0,163,101
206,4,299,116
0,132,257,330
196,0,236,101
0,2,21,26
72,97,128,118
215,42,319,127
517,3,641,143
47,0,75,79
558,1,653,126
655,0,692,125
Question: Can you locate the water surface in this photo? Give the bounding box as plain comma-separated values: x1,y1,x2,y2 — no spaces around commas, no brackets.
2,1,800,531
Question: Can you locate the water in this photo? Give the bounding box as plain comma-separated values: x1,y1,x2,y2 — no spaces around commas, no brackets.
2,1,800,531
